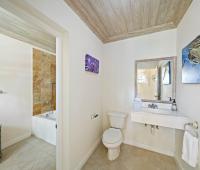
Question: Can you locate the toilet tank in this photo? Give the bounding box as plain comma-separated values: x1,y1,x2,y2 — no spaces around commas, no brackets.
108,112,127,129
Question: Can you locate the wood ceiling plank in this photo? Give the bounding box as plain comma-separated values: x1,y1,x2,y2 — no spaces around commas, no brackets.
174,0,193,26
65,0,107,42
130,0,141,30
135,0,144,30
64,0,192,43
108,0,128,34
88,0,113,37
142,0,151,29
107,22,176,43
120,0,134,32
81,0,110,37
156,0,171,25
162,0,180,24
0,7,56,53
100,0,122,36
149,0,160,27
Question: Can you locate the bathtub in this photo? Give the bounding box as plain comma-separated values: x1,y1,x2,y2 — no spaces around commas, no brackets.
32,111,56,145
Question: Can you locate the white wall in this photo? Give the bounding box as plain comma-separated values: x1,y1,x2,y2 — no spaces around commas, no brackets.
102,29,177,156
23,0,103,169
0,34,32,149
176,0,200,169
18,1,200,170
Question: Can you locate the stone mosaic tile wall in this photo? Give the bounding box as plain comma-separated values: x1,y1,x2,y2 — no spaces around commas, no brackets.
33,48,56,116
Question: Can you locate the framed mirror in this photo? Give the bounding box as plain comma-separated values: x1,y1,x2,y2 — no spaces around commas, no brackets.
135,56,176,103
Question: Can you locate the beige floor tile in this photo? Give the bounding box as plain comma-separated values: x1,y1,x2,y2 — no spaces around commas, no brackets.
0,136,56,170
82,144,179,170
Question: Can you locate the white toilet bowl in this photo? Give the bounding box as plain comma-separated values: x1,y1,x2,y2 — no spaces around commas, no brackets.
102,128,123,160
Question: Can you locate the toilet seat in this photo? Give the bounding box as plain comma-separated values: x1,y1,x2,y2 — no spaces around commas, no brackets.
103,128,122,144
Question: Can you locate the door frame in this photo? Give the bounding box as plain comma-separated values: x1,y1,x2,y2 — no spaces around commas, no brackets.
0,1,70,170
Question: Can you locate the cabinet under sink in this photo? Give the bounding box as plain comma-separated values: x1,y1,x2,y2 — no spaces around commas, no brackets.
131,109,190,130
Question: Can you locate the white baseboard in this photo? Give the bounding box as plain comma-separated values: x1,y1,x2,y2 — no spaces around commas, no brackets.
2,132,31,149
75,137,101,170
124,139,174,157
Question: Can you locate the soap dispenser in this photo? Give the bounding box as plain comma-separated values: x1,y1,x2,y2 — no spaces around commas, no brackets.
171,99,177,111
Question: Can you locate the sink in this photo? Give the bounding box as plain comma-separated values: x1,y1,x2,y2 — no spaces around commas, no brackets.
131,108,190,130
142,108,175,115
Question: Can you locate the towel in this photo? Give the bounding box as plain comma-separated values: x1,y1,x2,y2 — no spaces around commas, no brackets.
182,131,199,167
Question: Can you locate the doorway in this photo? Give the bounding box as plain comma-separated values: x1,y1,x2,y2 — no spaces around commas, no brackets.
0,2,69,170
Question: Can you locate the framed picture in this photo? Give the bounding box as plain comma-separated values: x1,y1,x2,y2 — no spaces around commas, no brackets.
85,54,99,74
182,35,200,83
162,61,171,85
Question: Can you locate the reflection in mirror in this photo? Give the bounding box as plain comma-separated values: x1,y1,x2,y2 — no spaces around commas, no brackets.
135,57,176,103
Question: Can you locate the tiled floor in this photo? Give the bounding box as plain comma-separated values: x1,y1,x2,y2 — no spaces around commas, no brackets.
83,143,179,170
0,136,56,170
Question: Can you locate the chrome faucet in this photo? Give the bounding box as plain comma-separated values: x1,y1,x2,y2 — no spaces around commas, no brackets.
148,103,158,109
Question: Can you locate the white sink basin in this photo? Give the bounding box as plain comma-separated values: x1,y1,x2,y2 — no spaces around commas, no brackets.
132,108,190,130
142,108,175,115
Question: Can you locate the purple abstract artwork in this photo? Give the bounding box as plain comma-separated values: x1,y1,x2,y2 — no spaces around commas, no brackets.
85,54,99,74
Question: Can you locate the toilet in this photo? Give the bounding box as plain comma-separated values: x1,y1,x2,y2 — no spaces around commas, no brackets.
102,112,127,161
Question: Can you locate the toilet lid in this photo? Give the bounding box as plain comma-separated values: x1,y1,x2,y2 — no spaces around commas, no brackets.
103,128,122,144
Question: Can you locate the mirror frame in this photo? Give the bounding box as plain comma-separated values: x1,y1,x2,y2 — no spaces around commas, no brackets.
135,56,177,104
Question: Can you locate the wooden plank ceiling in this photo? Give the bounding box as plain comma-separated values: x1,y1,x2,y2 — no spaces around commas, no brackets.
0,7,56,53
65,0,192,43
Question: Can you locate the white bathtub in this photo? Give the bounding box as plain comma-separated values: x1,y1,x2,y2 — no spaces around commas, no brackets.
32,111,56,145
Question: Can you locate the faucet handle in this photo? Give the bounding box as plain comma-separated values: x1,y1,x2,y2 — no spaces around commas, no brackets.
148,103,158,109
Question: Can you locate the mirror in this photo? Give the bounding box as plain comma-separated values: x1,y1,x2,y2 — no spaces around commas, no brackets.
135,57,176,103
